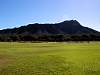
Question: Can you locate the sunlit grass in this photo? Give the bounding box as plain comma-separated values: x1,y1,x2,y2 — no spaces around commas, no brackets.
0,42,100,75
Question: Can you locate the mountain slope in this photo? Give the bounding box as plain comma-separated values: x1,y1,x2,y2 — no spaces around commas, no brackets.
0,20,99,34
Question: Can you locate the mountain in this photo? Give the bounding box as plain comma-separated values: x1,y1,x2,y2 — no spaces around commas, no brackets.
0,20,99,34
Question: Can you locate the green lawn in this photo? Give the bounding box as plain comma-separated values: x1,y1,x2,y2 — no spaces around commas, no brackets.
0,42,100,75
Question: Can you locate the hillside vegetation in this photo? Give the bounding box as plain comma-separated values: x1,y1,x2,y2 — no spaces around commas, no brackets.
0,20,98,34
0,20,100,41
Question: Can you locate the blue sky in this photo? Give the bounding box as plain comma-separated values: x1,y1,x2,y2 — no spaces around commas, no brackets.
0,0,100,31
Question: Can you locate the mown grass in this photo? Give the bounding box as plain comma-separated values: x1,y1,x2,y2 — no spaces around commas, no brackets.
0,42,100,75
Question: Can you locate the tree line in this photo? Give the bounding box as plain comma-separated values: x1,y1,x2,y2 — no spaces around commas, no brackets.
0,34,100,42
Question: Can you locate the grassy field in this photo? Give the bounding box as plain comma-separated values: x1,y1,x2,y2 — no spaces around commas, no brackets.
0,42,100,75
